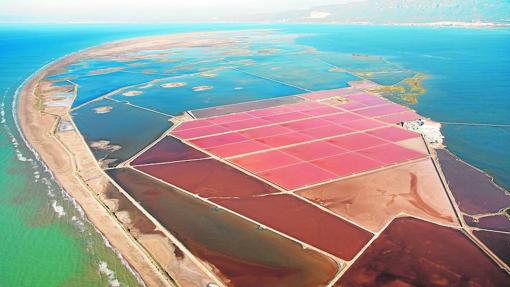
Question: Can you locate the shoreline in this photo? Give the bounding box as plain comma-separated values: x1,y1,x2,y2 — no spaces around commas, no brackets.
16,51,175,287
16,31,510,286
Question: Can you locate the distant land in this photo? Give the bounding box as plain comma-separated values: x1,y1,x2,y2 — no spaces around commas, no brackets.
227,0,510,26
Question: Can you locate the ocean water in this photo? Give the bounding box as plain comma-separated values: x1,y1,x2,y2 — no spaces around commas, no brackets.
1,24,509,286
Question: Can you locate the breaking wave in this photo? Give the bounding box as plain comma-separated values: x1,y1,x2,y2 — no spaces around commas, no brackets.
51,200,66,218
99,261,121,287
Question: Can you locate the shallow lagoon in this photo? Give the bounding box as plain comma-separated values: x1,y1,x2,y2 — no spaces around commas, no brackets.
71,71,164,107
109,68,304,115
238,55,361,91
71,98,171,166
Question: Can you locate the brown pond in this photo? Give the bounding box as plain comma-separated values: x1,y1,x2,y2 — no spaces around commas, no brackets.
108,168,338,286
135,159,279,198
334,217,510,287
212,194,372,260
131,136,209,166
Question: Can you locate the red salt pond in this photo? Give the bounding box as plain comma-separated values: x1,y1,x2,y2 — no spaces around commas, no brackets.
326,133,387,151
230,150,302,173
301,105,343,116
356,143,426,165
256,132,313,148
109,168,338,287
238,124,294,139
281,117,332,131
366,126,421,142
257,162,336,190
131,136,209,166
205,140,270,157
212,194,372,260
311,152,382,177
334,217,510,287
321,112,364,124
281,140,348,161
173,118,215,131
189,132,248,148
135,158,279,198
340,118,386,130
172,124,229,139
221,117,272,130
206,112,256,124
261,111,309,124
170,93,426,190
299,124,353,138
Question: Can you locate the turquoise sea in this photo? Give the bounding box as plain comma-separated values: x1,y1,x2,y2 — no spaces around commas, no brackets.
1,24,509,286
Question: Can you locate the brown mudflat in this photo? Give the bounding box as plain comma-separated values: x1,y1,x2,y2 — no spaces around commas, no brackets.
298,159,457,232
135,158,279,198
212,194,372,260
108,168,338,287
334,217,510,287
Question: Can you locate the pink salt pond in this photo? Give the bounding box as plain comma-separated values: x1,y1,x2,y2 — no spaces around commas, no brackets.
170,93,428,190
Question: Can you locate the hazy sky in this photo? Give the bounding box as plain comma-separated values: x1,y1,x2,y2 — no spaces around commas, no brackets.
0,0,362,23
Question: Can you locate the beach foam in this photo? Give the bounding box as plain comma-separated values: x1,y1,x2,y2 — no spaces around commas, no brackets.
51,200,66,218
99,261,121,287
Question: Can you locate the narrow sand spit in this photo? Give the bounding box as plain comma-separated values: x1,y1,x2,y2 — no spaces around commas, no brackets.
16,31,242,287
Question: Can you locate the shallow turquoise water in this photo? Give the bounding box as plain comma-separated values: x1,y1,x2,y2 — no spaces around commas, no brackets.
1,24,509,286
